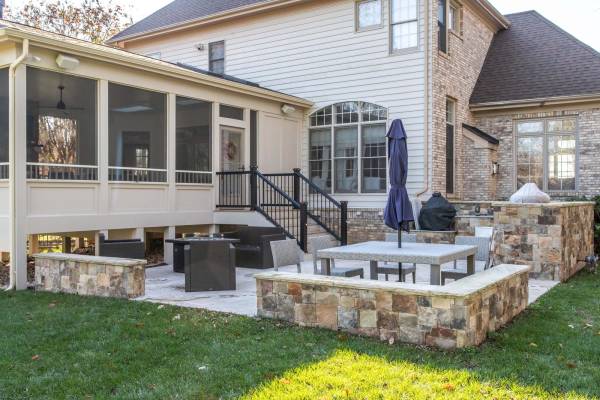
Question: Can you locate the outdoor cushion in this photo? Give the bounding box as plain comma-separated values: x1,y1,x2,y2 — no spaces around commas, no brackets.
510,183,551,204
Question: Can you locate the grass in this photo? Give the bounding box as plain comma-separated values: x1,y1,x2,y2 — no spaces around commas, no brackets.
0,272,599,399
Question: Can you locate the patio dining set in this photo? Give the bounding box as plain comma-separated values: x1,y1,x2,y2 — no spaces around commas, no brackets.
270,227,495,286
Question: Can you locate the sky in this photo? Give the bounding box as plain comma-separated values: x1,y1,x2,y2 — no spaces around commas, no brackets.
5,0,600,51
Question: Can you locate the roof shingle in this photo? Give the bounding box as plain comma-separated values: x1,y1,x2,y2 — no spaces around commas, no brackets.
471,11,600,105
110,0,269,42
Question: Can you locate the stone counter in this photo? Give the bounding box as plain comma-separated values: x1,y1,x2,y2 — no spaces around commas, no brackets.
34,253,146,299
256,264,530,350
492,202,595,281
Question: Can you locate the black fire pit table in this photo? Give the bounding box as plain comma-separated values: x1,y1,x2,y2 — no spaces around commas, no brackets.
166,238,239,292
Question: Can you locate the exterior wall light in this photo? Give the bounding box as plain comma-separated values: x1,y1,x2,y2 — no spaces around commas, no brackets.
281,104,296,114
491,162,499,176
56,54,80,70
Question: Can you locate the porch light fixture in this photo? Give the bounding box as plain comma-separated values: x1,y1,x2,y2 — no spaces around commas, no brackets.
281,104,296,115
56,54,80,70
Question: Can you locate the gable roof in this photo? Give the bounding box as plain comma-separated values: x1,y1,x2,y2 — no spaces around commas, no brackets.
109,0,271,42
462,124,499,145
471,11,600,107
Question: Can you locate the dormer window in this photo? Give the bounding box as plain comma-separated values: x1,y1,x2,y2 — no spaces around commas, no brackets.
356,0,383,31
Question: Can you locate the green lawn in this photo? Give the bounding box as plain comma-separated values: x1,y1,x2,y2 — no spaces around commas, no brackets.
1,272,599,399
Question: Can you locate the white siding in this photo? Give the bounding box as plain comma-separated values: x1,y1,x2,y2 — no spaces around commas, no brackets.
127,0,428,207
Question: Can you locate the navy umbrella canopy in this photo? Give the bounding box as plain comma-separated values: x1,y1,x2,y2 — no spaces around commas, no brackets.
384,119,414,246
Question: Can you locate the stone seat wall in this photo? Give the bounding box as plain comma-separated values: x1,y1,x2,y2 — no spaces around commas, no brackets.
34,253,146,299
256,264,529,350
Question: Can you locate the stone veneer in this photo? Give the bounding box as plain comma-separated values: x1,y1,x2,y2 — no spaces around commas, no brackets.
493,202,594,281
256,265,529,350
34,253,146,299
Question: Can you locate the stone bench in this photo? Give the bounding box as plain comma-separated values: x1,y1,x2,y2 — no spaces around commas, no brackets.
256,264,530,350
34,253,146,299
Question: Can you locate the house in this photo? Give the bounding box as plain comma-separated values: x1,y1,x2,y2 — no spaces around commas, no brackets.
111,0,600,203
0,20,311,289
2,0,600,290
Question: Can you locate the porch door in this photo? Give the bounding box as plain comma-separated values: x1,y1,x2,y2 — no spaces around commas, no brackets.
220,126,246,205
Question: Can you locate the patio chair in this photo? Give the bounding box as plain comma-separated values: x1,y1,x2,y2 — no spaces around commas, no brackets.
475,226,495,270
270,239,304,273
441,235,491,285
381,233,417,282
309,236,364,278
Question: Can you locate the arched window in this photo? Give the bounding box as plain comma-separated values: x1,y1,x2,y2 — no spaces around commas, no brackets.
309,102,388,194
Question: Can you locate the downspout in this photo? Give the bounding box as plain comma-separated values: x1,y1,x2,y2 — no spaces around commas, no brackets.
416,0,430,198
5,38,29,291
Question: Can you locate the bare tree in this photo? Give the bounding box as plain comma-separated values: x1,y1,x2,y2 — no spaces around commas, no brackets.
5,0,132,44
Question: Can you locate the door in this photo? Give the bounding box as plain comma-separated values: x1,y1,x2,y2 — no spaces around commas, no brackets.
220,126,246,206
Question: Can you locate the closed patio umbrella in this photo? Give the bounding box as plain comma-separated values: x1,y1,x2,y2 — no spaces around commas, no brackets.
383,120,415,281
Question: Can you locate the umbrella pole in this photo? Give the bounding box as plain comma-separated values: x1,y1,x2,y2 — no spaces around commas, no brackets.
398,229,403,282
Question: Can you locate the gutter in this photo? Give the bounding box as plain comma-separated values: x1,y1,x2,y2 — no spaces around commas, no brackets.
472,0,510,29
5,38,28,291
416,0,430,198
470,92,600,112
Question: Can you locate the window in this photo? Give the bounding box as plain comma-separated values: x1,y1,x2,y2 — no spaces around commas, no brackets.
109,83,167,182
220,104,244,120
176,96,212,184
26,68,98,180
516,118,577,192
446,98,455,194
438,0,448,53
356,0,382,31
209,41,225,74
391,0,418,51
449,2,460,34
309,102,388,194
0,69,8,178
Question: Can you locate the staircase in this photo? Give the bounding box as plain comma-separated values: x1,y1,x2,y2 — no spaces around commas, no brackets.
216,167,347,252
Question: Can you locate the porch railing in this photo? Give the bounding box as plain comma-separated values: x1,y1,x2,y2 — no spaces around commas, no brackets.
217,167,348,250
108,167,167,183
176,170,212,185
26,163,98,181
264,169,348,245
0,163,8,180
216,167,308,251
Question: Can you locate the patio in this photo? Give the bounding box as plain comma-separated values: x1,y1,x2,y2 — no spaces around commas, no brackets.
139,259,558,317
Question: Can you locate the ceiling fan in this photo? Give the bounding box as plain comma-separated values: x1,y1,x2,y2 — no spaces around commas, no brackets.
38,85,85,111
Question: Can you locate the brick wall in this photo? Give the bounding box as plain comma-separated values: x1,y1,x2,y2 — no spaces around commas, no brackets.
461,136,499,201
432,1,497,199
474,106,600,199
256,265,530,349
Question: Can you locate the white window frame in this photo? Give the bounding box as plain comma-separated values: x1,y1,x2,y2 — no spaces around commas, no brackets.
355,0,384,32
208,40,225,74
514,117,579,193
309,102,388,195
448,1,462,36
390,0,420,54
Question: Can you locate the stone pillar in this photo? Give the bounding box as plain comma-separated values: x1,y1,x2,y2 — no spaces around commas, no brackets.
163,226,176,265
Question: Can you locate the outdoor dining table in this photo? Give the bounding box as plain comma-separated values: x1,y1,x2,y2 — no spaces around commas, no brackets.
317,241,477,285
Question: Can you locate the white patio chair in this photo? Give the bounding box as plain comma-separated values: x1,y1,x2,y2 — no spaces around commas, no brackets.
475,226,495,269
309,236,364,278
270,239,304,273
441,235,491,285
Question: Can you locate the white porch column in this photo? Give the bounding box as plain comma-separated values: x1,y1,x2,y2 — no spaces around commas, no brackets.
98,80,109,216
163,226,176,265
94,230,108,256
11,62,28,290
134,228,145,242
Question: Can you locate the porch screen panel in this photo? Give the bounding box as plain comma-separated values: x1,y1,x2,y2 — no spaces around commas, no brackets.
334,126,358,193
109,83,167,182
26,68,97,180
309,128,332,193
176,96,212,184
0,69,7,167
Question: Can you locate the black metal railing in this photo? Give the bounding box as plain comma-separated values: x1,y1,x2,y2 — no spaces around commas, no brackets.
217,167,308,251
264,169,348,245
217,167,348,250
